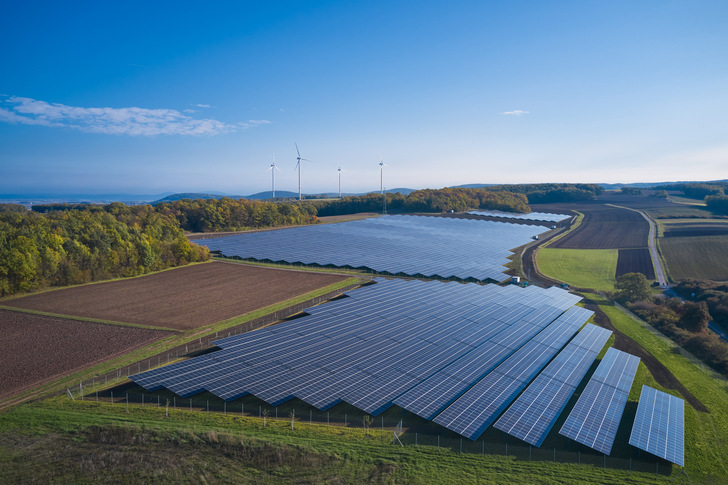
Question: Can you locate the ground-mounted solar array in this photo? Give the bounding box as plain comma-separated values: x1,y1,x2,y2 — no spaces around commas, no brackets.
493,324,612,446
467,210,571,222
431,306,594,440
629,386,685,467
131,278,586,426
560,348,640,455
200,214,547,282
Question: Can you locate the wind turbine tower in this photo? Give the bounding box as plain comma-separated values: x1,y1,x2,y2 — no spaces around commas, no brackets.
338,166,343,198
266,155,280,198
379,160,389,194
294,143,312,201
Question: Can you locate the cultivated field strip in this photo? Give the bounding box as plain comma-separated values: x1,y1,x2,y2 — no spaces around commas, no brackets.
199,214,547,282
3,262,348,330
132,279,596,438
548,205,649,250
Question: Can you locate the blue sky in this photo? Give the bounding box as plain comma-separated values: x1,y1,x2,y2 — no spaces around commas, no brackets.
1,1,727,196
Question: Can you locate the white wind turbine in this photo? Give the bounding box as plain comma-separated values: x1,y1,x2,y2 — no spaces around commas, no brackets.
295,143,312,201
379,159,389,194
266,154,281,198
337,166,344,198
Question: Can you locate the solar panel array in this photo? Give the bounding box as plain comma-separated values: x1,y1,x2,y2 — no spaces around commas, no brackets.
199,214,546,282
431,306,594,440
493,324,612,446
559,348,640,455
131,278,584,422
467,210,570,222
629,386,685,466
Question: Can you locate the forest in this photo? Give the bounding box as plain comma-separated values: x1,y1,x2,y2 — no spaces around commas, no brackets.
0,203,209,297
309,187,531,216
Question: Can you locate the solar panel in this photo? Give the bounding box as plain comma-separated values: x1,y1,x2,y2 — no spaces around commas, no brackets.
559,348,640,455
200,214,548,282
493,324,612,446
466,210,570,222
629,386,684,467
131,278,586,431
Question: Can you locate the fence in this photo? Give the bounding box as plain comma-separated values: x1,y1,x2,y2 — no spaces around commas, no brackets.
69,388,679,479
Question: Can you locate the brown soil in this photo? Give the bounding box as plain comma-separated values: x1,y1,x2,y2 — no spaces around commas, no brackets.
0,309,171,401
548,205,649,249
4,261,348,330
616,248,655,279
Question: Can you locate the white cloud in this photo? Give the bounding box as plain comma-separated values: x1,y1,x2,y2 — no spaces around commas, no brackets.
195,103,212,108
501,109,530,116
0,96,267,136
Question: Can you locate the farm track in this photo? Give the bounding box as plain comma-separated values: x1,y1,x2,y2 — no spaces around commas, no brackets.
3,261,348,330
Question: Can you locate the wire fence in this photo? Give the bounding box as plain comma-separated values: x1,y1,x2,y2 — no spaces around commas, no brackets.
69,388,679,479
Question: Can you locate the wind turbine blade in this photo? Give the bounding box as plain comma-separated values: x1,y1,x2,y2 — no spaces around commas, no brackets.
295,143,301,159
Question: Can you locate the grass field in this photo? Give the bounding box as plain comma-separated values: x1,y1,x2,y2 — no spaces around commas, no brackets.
536,248,618,292
0,396,674,484
660,235,728,281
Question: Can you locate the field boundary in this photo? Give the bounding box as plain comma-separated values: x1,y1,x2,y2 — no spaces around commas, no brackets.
0,306,180,332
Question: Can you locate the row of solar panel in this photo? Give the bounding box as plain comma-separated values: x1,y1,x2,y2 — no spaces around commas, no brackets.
466,210,571,222
493,324,613,446
200,214,547,282
559,348,640,455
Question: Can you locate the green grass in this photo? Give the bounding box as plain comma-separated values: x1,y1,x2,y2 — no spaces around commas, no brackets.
667,195,707,206
0,397,670,484
588,294,728,481
659,235,728,281
536,248,619,292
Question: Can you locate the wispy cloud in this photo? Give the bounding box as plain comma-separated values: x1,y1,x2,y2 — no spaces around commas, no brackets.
195,103,212,108
501,109,530,116
0,96,267,136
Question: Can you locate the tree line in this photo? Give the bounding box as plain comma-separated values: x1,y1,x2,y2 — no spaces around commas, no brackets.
308,188,531,217
0,203,209,297
614,273,728,374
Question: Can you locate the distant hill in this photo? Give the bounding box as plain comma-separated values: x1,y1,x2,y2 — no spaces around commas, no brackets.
155,188,417,204
245,190,300,200
448,184,497,189
600,180,728,190
152,193,239,204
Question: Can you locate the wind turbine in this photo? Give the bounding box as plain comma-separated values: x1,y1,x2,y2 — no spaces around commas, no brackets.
266,154,280,198
294,143,312,201
379,160,389,194
337,166,343,198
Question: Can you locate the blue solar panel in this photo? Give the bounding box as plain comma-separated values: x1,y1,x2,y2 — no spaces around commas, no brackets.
130,277,586,429
494,324,612,446
629,386,684,467
559,348,640,455
200,215,549,282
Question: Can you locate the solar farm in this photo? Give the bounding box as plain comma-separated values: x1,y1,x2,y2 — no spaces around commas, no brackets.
130,273,687,466
200,214,547,282
6,206,706,482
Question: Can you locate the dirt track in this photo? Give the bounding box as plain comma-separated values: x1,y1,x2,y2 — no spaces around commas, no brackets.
4,261,348,330
0,310,171,402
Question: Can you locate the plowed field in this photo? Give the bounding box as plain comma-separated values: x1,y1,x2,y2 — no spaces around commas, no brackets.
548,206,648,249
0,310,171,401
4,262,348,330
616,248,655,279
